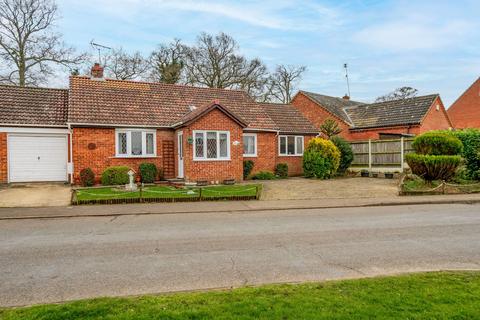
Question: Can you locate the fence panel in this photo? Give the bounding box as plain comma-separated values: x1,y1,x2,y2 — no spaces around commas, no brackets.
350,138,414,169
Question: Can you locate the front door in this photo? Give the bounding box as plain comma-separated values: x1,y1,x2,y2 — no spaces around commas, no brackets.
177,132,184,178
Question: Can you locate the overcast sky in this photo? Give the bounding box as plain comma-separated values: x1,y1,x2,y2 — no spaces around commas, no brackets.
56,0,479,106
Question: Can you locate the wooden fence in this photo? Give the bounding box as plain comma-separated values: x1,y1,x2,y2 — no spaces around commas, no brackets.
350,138,414,170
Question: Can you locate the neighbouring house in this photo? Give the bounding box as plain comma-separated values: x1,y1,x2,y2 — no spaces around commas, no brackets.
0,64,318,184
447,77,480,129
291,91,453,141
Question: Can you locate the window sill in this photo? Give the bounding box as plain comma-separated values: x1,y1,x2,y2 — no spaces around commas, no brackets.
278,154,303,157
243,154,257,157
113,155,159,159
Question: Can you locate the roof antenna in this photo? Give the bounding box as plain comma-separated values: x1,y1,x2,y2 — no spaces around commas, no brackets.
344,63,351,97
90,40,112,65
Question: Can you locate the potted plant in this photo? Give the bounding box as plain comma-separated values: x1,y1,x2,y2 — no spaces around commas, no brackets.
361,169,369,177
385,172,394,179
372,172,379,178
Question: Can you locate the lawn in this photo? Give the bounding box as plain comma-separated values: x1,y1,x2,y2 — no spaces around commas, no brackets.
1,272,480,319
75,184,260,202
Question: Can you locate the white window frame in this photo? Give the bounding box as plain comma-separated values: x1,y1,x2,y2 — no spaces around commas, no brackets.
115,129,157,158
193,130,231,161
242,133,257,157
278,135,304,156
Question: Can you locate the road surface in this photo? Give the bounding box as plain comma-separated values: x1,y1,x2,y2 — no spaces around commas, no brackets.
1,203,480,306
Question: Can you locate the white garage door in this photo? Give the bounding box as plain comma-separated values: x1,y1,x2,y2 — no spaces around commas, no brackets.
8,135,68,182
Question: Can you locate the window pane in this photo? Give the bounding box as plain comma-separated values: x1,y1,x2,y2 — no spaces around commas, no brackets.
280,137,286,155
296,136,303,154
118,132,127,154
195,132,204,158
287,136,295,155
207,132,217,158
131,131,142,155
219,133,228,157
243,135,255,155
146,133,154,155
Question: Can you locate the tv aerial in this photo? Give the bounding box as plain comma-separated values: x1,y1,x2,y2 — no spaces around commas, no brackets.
90,40,112,65
344,63,351,98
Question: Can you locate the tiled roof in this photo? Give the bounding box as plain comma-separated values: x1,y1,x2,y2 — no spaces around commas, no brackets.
0,85,68,126
68,76,277,130
345,94,439,129
300,91,363,124
260,103,318,134
175,102,248,128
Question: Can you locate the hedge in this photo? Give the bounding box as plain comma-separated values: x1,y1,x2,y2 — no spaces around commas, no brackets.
330,136,353,175
405,154,462,181
101,166,131,186
412,132,463,155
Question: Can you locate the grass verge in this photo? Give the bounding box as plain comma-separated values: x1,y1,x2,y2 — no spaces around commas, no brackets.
1,271,480,319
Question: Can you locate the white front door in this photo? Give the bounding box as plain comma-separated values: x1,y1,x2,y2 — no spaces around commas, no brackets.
177,132,184,178
8,134,68,182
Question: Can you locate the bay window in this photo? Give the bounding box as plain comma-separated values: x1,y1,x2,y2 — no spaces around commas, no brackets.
115,129,156,157
279,135,304,156
243,133,257,157
193,130,230,160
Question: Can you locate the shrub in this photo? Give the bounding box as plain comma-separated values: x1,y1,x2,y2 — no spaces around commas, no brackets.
275,163,288,178
302,137,340,179
330,136,354,175
412,132,463,155
139,163,158,183
449,129,480,180
79,168,95,187
252,171,276,180
243,160,255,179
405,154,462,181
101,166,131,186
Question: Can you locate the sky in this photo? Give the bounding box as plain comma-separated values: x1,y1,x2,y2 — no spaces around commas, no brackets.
55,0,480,106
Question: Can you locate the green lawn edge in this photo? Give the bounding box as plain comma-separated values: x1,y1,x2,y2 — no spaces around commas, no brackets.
2,271,480,319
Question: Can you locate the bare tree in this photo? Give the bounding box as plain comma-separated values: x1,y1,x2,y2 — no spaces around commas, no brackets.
0,0,85,86
148,39,185,84
104,47,148,80
375,86,418,102
266,65,307,103
183,32,268,92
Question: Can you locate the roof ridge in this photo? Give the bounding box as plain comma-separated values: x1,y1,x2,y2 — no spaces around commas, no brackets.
70,76,252,95
365,93,439,106
0,84,68,92
448,76,480,109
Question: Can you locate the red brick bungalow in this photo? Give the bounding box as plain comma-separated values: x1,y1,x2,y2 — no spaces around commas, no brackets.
0,65,317,184
447,77,480,129
291,91,453,141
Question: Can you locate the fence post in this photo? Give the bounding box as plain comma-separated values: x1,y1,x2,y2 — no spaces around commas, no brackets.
400,137,405,172
368,139,372,171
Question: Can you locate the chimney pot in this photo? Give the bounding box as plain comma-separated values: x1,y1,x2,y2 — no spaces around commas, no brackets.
90,63,104,80
342,95,350,100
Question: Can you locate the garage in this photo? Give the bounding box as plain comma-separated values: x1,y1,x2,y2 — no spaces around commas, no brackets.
8,134,68,183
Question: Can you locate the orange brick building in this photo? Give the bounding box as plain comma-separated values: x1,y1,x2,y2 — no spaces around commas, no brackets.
291,91,453,141
447,77,480,129
0,64,317,184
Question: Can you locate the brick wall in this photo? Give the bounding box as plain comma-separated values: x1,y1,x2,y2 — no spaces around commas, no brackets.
0,133,7,183
417,97,452,132
245,132,315,177
72,127,174,184
291,92,352,140
447,79,480,129
180,109,244,183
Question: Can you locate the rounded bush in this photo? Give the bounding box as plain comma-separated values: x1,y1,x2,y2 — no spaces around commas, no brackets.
302,138,340,179
79,168,95,187
275,163,288,178
139,163,158,183
252,171,276,180
101,166,131,186
405,153,462,181
412,132,463,155
243,160,254,179
449,129,480,180
330,136,353,175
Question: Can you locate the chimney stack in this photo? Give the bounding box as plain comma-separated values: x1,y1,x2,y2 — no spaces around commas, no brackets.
90,63,104,80
342,94,350,100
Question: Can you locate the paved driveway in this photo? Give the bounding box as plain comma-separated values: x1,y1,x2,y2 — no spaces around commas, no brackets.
1,203,479,306
260,177,399,200
0,184,71,207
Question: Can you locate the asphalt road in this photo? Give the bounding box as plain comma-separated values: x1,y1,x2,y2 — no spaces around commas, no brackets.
1,203,480,307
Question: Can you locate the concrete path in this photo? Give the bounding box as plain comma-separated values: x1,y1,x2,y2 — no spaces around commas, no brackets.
1,203,479,307
0,193,479,220
0,184,71,207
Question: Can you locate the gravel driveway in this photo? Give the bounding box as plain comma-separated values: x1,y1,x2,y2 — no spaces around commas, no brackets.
260,177,399,200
